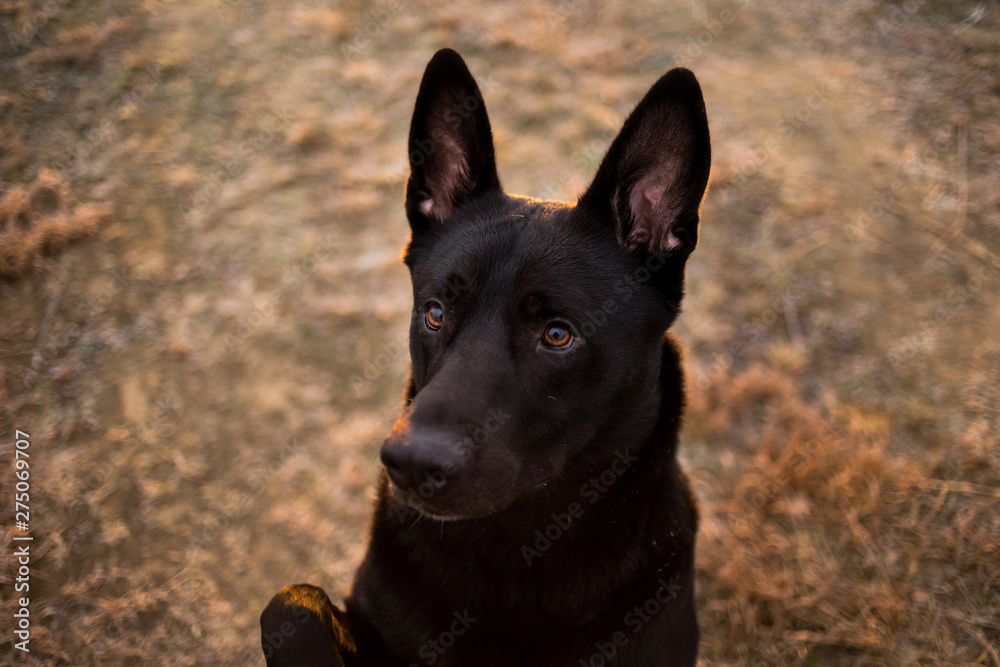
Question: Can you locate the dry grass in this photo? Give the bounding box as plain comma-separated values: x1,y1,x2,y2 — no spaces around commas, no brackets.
21,16,136,68
0,170,110,278
688,365,1000,664
0,0,998,665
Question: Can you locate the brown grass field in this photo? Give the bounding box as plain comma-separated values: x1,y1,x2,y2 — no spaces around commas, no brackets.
1,0,998,664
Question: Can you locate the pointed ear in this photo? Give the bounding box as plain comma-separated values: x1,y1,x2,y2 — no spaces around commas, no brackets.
579,68,711,259
405,49,501,231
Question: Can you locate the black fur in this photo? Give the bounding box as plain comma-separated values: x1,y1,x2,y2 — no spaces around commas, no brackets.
262,48,711,667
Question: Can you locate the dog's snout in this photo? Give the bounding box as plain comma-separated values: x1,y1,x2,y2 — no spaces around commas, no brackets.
380,429,461,496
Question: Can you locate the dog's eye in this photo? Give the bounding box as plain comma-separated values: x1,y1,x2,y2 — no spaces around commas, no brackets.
425,303,444,331
542,323,574,349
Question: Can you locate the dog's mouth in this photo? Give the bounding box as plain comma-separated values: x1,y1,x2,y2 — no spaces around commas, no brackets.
385,465,559,522
383,463,525,521
388,481,488,521
393,497,464,522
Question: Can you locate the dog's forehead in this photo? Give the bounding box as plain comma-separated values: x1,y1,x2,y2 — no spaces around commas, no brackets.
423,197,625,301
442,200,561,260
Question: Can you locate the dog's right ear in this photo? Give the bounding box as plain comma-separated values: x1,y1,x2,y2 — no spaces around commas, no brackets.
405,49,502,233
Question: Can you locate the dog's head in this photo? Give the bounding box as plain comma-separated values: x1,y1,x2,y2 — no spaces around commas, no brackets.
380,49,711,520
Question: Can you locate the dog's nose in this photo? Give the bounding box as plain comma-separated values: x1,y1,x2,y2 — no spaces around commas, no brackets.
380,429,460,497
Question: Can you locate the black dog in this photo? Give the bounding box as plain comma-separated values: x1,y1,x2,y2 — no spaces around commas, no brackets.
262,48,711,666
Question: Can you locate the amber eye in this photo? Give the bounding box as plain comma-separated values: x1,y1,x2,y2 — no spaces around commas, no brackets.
542,323,574,349
425,303,444,330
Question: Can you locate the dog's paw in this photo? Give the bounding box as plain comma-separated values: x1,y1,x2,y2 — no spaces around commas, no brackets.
260,584,359,667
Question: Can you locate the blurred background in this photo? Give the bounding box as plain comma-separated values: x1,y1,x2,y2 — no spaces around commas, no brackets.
1,0,998,664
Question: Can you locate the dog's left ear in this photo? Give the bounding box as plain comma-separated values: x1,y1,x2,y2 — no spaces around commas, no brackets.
405,49,502,232
580,68,711,259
